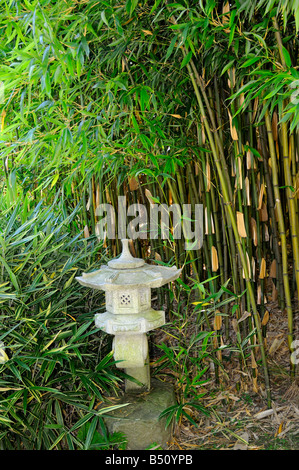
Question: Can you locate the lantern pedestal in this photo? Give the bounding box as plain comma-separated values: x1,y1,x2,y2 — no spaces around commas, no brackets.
95,308,166,391
124,354,150,392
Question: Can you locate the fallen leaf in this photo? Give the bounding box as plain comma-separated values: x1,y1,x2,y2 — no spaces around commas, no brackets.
233,432,249,450
237,311,251,323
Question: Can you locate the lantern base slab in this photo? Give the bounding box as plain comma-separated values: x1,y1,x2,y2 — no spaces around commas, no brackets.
103,379,176,450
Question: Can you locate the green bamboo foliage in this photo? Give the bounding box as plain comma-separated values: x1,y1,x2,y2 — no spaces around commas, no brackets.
1,0,299,405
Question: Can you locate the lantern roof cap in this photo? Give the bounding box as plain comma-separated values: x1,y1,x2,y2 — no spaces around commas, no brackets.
76,239,181,291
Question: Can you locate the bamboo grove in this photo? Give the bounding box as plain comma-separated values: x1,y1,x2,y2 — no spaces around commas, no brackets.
0,0,299,405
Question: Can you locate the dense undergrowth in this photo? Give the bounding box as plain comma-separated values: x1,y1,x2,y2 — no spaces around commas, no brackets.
0,196,130,449
0,0,299,449
0,194,252,449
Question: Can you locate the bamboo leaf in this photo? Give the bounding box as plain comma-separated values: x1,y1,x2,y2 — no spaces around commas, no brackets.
282,46,292,67
241,56,261,68
0,255,20,291
180,51,193,69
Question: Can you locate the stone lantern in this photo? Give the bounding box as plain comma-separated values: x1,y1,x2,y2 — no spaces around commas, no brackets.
76,239,181,392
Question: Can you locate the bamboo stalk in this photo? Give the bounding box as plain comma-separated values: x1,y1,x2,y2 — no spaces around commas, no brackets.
260,127,285,309
184,54,271,405
272,17,299,297
265,109,294,374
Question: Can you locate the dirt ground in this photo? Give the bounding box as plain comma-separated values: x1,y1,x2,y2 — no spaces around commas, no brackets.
168,376,299,450
156,295,299,451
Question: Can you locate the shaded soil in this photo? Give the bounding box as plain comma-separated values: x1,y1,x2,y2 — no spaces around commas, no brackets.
167,376,299,450
150,293,299,451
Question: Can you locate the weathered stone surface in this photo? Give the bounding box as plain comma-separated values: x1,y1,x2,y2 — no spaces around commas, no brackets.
76,263,181,291
107,239,145,269
112,333,148,369
125,360,151,392
103,379,176,450
94,309,165,334
76,239,181,393
75,238,182,292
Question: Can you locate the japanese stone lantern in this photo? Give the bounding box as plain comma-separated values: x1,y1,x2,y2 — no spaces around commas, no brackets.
76,239,181,392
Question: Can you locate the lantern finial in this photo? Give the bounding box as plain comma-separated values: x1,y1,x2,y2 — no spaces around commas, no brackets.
108,239,145,269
